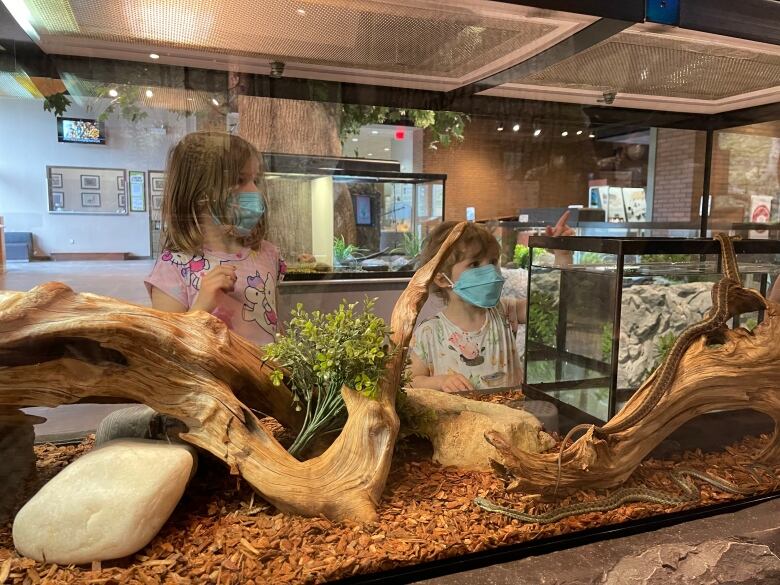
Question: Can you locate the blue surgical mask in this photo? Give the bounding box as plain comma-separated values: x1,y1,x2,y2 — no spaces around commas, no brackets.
214,191,266,236
443,264,505,308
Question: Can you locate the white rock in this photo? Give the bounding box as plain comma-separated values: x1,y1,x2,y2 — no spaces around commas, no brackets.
13,439,196,565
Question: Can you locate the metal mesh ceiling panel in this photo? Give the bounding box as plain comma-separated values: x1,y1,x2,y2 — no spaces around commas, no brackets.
26,0,555,78
509,33,780,100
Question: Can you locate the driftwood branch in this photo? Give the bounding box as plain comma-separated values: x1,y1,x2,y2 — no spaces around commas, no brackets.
488,289,780,494
0,224,467,521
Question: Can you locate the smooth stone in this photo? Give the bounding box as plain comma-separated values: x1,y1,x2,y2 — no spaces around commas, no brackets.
13,438,196,565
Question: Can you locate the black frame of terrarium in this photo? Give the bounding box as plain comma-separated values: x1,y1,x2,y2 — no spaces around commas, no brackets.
522,235,780,422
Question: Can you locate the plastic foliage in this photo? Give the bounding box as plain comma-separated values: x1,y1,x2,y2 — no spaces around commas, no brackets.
43,92,72,117
264,297,396,457
339,105,468,150
332,235,365,266
513,244,530,269
392,232,422,259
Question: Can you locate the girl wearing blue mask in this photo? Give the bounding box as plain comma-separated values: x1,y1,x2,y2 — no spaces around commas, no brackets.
145,131,285,347
408,221,525,393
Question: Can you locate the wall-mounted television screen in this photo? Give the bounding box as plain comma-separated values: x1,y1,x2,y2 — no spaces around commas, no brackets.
57,118,106,144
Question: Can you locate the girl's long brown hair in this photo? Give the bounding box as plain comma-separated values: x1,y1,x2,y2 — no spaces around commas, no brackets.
160,131,268,255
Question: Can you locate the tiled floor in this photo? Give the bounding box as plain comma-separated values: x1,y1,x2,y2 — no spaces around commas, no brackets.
1,260,155,440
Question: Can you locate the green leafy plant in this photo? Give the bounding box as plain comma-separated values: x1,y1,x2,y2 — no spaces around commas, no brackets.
601,322,614,361
513,244,530,269
96,85,148,123
527,289,558,347
392,232,422,259
264,298,396,457
332,235,365,266
339,105,468,150
42,92,72,117
653,331,678,370
639,254,693,264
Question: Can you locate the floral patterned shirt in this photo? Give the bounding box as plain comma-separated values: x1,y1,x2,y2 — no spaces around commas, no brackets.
144,240,286,347
410,305,521,390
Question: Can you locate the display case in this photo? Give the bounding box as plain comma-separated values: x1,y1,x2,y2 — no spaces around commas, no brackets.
524,235,780,423
262,153,445,278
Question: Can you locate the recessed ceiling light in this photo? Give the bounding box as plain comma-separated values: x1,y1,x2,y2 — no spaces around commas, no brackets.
533,129,542,137
512,123,520,132
351,137,359,142
296,8,306,15
589,133,596,138
383,147,390,151
211,98,219,106
496,123,504,132
108,89,118,97
576,130,583,135
371,130,379,135
561,131,568,137
186,97,193,101
145,89,154,98
367,153,373,157
149,53,160,60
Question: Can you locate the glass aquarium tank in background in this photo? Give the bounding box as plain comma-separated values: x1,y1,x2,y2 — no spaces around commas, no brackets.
262,153,445,278
523,236,780,423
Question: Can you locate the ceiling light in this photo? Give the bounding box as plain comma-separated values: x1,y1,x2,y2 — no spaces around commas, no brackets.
576,130,583,136
108,89,118,97
561,131,568,137
351,137,358,142
296,8,306,15
371,130,379,135
367,153,373,157
149,53,160,60
589,133,596,138
512,123,520,132
383,147,390,152
533,129,542,137
211,98,219,106
496,123,504,132
186,97,193,101
145,89,154,98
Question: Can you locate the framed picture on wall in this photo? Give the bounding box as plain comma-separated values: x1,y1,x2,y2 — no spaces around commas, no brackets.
128,170,146,212
117,176,125,190
151,177,165,191
118,193,127,208
50,173,63,189
51,192,64,209
355,195,372,226
81,175,100,190
82,192,101,207
152,195,163,210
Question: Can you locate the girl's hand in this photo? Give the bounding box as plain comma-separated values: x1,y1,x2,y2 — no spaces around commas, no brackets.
438,374,475,393
191,265,237,313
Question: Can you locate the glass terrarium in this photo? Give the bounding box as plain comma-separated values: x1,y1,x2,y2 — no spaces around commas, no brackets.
262,153,445,277
523,235,780,423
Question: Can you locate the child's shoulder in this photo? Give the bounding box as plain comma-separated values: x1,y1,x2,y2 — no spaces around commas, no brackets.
414,314,445,336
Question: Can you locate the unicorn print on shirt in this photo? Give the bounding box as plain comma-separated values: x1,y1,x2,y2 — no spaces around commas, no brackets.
243,271,277,336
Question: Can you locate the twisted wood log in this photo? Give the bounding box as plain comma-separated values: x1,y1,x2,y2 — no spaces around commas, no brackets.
487,287,780,494
0,223,468,521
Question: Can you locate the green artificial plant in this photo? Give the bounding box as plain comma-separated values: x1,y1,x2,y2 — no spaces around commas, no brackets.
340,105,468,150
392,232,422,259
513,244,530,269
264,297,396,457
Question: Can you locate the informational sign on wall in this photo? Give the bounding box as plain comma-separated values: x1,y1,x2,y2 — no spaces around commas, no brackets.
749,195,773,239
129,171,146,212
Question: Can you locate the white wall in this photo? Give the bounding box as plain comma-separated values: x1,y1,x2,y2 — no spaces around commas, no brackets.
0,97,195,257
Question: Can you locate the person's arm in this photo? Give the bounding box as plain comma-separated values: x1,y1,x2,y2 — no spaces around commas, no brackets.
150,286,187,312
408,352,475,393
546,210,575,267
499,297,527,328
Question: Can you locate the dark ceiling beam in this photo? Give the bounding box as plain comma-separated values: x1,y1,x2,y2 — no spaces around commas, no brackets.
679,0,780,47
493,1,645,22
452,17,633,97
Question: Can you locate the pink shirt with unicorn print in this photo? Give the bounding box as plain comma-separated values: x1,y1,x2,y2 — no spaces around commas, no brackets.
144,240,286,346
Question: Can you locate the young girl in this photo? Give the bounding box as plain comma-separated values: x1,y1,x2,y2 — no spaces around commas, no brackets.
145,131,285,346
409,221,524,393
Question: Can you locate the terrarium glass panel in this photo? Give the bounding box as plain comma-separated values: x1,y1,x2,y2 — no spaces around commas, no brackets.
524,236,780,423
262,154,445,277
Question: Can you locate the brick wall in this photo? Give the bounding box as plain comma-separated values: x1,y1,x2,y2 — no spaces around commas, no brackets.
422,117,595,221
651,129,706,222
